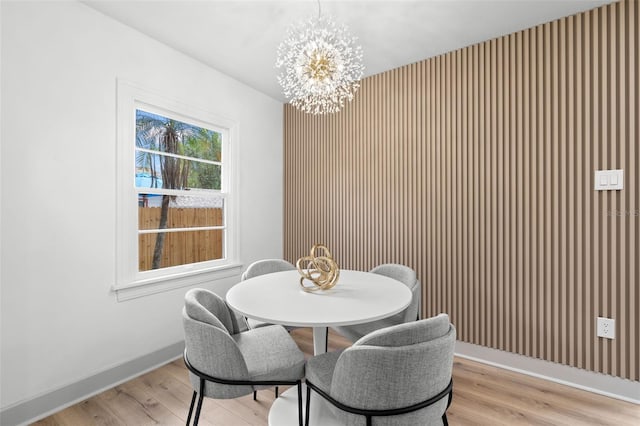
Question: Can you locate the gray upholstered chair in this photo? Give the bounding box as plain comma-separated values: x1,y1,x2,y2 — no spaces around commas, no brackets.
182,288,305,426
305,314,455,426
241,259,297,330
332,264,421,342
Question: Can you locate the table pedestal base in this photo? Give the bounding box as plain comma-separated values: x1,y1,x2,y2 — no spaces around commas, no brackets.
312,327,328,355
268,384,344,426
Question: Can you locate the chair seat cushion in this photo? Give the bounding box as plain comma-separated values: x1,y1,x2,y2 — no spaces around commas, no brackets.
332,316,399,343
246,317,272,329
246,317,299,332
233,325,305,382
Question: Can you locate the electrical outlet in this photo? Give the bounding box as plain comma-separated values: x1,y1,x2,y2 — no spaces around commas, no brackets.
597,317,615,339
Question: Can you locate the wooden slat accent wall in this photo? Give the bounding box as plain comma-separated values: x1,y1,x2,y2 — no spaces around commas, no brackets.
283,0,639,380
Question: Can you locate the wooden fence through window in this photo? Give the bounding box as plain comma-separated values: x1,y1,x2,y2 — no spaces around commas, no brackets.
138,207,223,271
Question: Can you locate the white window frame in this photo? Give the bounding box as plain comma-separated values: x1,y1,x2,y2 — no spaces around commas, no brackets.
115,80,241,301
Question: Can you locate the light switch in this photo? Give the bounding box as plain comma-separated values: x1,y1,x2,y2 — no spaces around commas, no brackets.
610,169,623,190
595,170,624,191
600,174,608,186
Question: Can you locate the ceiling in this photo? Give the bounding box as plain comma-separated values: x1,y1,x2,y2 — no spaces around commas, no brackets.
83,0,611,102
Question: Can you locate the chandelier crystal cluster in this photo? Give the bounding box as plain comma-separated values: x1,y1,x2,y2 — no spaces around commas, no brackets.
276,10,364,115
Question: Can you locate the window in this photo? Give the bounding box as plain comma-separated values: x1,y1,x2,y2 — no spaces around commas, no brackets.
135,108,225,271
116,81,240,300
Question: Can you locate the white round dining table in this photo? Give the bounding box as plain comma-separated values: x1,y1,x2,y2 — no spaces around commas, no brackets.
226,269,412,426
226,269,412,355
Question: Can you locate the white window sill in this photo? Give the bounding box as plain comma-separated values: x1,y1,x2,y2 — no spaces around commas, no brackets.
113,263,243,301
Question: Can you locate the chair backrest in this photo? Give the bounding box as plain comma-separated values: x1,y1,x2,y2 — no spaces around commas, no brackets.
182,289,253,398
330,314,456,426
241,259,296,281
370,264,421,323
184,287,240,334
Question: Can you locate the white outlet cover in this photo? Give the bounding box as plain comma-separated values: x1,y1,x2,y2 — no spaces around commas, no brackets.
597,317,615,339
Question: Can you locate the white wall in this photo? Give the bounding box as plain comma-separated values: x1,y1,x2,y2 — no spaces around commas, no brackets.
0,0,284,413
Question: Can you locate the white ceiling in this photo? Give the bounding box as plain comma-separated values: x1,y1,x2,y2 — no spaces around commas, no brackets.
83,0,611,102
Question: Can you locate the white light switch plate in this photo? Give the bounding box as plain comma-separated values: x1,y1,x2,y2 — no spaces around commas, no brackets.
594,170,624,191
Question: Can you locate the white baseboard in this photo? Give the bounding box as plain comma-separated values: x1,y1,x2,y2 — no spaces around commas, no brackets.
0,342,184,426
455,341,640,404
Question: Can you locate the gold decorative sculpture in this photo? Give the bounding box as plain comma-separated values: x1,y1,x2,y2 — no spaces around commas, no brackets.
296,244,340,292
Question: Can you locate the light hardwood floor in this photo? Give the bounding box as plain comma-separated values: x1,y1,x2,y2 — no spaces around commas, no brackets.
33,329,639,425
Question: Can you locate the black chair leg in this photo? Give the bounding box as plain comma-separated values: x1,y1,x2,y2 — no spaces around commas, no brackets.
325,327,329,352
186,391,197,426
366,415,372,426
304,385,312,426
193,393,204,426
297,381,303,426
253,390,257,400
443,386,452,426
193,379,205,426
275,386,279,398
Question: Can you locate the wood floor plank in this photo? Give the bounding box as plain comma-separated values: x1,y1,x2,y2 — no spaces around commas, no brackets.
449,390,552,426
452,358,638,425
77,397,126,426
191,399,253,426
30,417,60,426
118,380,187,425
55,403,121,426
214,394,271,426
133,368,197,421
96,385,177,426
31,328,639,425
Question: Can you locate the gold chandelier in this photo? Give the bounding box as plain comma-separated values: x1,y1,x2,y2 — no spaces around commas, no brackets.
276,2,364,115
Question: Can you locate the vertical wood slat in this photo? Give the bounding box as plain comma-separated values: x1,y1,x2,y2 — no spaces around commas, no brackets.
283,0,638,381
628,0,638,381
592,6,601,374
